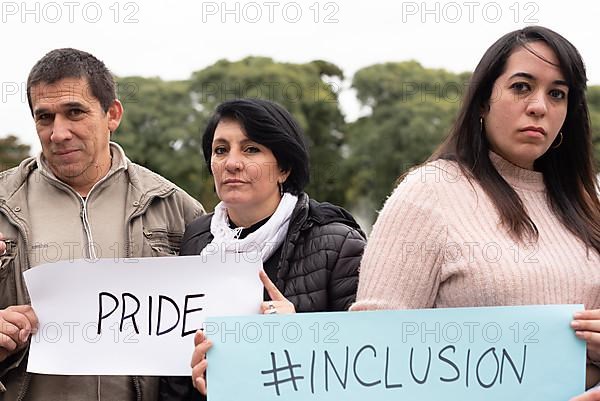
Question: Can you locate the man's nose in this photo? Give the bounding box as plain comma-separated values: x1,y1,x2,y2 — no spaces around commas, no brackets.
49,114,73,142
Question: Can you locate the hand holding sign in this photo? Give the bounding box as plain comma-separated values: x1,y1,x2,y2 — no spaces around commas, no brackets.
191,329,212,395
24,254,263,375
571,390,600,401
0,305,38,362
259,270,296,315
191,270,295,397
572,310,600,362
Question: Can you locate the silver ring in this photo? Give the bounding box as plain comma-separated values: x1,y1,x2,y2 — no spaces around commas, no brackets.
268,302,275,310
266,308,277,315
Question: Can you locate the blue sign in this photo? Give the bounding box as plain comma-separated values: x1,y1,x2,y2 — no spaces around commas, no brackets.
205,304,585,401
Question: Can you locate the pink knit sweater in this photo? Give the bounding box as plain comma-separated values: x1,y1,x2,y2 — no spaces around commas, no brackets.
352,153,600,310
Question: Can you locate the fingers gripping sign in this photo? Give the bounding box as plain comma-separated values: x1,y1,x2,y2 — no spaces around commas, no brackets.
572,309,600,362
190,271,295,396
570,389,600,401
259,270,296,315
191,329,212,396
0,305,39,362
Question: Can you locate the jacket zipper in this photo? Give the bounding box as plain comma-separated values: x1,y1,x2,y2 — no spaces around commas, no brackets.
133,376,142,401
14,371,30,401
80,197,97,260
2,159,173,401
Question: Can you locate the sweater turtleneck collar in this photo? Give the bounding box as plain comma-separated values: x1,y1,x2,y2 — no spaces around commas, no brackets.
488,151,545,192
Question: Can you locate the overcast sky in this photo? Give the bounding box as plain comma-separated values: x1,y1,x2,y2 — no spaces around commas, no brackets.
1,0,597,153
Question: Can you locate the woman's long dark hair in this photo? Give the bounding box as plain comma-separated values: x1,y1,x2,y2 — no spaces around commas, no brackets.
432,26,600,253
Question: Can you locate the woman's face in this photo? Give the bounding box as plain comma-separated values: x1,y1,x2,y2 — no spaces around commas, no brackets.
211,119,289,217
483,41,569,170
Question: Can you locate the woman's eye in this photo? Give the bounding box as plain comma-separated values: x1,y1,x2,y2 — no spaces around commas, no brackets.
549,89,567,100
510,82,531,93
213,147,226,155
245,146,260,153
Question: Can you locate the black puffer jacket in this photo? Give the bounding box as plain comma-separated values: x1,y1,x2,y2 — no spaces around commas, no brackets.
160,193,366,400
186,192,364,310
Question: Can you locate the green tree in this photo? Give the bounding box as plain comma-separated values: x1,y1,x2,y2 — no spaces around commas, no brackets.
0,134,31,172
588,86,600,168
114,76,212,204
115,57,347,210
345,61,467,218
352,60,470,109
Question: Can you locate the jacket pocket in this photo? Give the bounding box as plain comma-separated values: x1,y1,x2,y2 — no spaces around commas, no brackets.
0,239,18,309
143,229,183,257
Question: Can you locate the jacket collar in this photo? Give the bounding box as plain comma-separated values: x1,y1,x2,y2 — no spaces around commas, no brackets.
0,142,177,203
288,192,365,236
0,157,37,201
199,192,365,236
35,141,129,180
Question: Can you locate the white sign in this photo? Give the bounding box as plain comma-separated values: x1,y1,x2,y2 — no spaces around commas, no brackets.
23,253,263,375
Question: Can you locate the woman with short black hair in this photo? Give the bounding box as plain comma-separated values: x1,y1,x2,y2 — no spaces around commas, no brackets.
161,98,366,400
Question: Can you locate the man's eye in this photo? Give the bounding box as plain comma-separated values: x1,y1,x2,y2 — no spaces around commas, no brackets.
37,114,52,123
69,109,84,117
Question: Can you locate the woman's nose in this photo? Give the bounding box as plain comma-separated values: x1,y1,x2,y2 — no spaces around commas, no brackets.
224,151,243,172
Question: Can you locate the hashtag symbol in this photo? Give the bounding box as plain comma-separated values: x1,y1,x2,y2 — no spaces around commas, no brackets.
261,350,304,396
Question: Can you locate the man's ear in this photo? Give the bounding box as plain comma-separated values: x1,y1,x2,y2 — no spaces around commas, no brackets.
107,99,124,134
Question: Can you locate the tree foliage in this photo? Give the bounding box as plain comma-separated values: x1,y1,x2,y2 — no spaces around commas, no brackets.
97,59,600,219
0,135,30,171
343,61,466,216
114,76,209,203
117,57,347,210
588,86,600,165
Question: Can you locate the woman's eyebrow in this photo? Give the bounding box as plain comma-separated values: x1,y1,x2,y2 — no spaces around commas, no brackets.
508,71,568,87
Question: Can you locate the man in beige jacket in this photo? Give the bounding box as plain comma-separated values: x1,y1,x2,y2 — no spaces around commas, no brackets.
0,48,204,401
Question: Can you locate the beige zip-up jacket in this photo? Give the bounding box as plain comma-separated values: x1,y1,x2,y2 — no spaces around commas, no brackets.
0,143,204,401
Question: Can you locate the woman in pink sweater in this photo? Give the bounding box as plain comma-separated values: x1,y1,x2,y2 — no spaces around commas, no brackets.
352,26,600,389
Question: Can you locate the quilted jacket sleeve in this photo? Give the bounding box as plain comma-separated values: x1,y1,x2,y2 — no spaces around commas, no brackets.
326,225,366,311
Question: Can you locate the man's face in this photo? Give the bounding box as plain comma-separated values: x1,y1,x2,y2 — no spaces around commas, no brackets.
30,77,122,192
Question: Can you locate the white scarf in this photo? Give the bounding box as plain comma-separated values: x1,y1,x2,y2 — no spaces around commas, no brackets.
202,193,299,262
